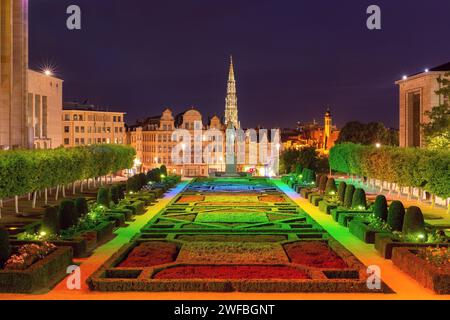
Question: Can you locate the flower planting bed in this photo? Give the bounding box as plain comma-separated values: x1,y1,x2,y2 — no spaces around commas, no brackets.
195,212,269,224
374,233,450,259
176,242,289,264
0,246,73,293
392,247,450,294
154,265,310,280
88,178,391,293
284,241,348,269
118,242,179,268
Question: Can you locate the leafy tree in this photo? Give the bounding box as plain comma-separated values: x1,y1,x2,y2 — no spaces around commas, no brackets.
337,121,398,146
280,147,329,174
422,73,450,150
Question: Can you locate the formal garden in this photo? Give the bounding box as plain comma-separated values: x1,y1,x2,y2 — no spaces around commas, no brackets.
88,178,390,293
283,143,450,294
0,143,448,297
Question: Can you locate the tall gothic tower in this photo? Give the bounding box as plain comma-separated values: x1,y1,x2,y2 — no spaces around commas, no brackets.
0,0,30,149
224,56,240,129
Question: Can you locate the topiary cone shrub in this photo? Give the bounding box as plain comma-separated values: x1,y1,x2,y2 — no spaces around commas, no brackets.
97,187,111,208
344,185,356,208
315,174,322,188
0,227,11,268
160,165,168,177
387,201,405,232
337,182,347,204
137,173,148,189
75,197,89,217
110,185,121,204
325,178,338,195
126,176,140,192
59,200,78,230
352,188,367,210
402,206,425,237
42,206,60,235
318,175,328,192
373,195,388,221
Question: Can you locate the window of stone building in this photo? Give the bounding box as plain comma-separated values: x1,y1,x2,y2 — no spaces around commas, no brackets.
81,138,85,144
74,114,78,121
27,93,33,126
115,127,118,133
42,96,48,138
88,138,92,145
97,138,101,143
34,95,41,138
79,115,83,121
64,126,70,133
64,138,70,145
408,92,421,147
106,127,111,133
75,138,80,145
75,127,80,133
81,126,85,133
64,114,70,121
113,116,117,122
102,138,106,143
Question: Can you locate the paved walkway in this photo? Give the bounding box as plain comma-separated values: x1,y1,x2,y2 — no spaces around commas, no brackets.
1,179,449,300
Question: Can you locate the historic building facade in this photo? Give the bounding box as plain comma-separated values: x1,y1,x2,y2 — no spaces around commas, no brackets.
282,109,339,153
62,103,126,147
396,62,450,148
27,69,63,149
127,58,279,177
0,0,30,150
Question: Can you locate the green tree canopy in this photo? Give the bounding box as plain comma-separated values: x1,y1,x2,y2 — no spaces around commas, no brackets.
337,121,398,146
422,73,450,150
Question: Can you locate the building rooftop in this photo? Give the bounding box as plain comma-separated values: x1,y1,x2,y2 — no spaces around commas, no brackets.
63,101,125,113
404,61,450,79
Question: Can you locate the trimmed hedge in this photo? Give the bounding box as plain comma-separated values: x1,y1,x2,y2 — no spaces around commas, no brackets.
75,197,89,217
0,227,11,267
97,187,111,208
344,185,356,209
337,182,347,204
387,201,405,232
352,188,367,210
373,195,388,221
42,206,60,235
0,145,136,201
402,206,425,236
59,200,78,230
329,143,450,199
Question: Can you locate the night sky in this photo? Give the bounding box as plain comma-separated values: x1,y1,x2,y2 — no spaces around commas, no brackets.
29,0,450,129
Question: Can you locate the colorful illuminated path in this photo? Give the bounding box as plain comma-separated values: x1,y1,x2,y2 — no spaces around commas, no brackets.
1,178,448,300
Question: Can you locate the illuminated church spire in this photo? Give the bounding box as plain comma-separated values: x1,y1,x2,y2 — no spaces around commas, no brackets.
224,55,240,129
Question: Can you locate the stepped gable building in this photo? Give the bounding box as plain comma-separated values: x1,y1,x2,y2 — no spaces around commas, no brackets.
127,57,278,177
396,62,450,148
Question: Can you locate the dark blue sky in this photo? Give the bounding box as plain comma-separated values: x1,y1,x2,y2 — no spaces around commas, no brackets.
29,0,450,129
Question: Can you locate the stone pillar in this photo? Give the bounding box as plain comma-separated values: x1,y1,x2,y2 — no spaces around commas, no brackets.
0,0,30,149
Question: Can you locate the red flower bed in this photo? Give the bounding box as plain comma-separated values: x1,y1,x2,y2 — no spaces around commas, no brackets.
284,241,348,269
119,242,178,268
259,196,285,203
153,265,310,279
177,195,204,203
